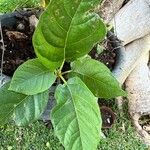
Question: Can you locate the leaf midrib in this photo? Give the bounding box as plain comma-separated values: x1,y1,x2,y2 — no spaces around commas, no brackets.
67,83,84,149
73,69,116,89
13,70,52,87
1,95,30,124
64,0,83,59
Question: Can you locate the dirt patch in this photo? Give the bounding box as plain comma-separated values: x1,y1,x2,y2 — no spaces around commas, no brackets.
0,12,36,76
89,39,116,71
89,32,118,71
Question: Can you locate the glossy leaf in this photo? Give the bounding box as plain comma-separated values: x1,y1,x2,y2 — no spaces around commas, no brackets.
33,0,106,70
52,77,101,150
71,57,127,98
9,59,56,95
14,90,49,126
0,82,26,125
0,82,49,126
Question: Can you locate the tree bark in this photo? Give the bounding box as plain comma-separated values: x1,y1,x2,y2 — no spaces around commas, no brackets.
126,52,150,115
113,34,150,84
98,0,125,23
113,0,150,45
126,52,150,144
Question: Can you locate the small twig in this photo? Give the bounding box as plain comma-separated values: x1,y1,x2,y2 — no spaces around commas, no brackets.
0,21,5,79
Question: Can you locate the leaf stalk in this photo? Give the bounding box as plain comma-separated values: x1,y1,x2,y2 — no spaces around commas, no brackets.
59,74,67,84
61,70,72,75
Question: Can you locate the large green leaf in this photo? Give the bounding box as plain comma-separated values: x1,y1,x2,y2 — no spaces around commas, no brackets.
52,77,101,150
71,57,127,98
0,82,49,126
9,59,56,95
33,0,106,70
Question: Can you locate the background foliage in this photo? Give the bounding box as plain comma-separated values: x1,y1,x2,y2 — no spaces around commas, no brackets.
0,0,41,13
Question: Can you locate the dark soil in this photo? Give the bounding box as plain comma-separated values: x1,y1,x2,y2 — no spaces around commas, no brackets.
89,32,118,71
0,11,36,76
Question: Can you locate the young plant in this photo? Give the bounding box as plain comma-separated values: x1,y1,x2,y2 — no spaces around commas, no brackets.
0,0,126,149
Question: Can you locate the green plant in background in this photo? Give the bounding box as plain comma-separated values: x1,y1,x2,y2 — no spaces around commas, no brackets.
0,0,41,13
0,0,126,149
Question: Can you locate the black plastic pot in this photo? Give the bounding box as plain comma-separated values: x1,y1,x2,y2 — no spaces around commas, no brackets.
100,106,116,128
0,9,41,26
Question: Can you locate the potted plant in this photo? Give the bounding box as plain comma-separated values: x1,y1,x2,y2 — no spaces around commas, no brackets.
0,1,126,149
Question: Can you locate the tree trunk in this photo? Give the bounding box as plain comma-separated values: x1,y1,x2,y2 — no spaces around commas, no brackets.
113,34,150,84
98,0,125,23
126,52,150,144
113,0,150,45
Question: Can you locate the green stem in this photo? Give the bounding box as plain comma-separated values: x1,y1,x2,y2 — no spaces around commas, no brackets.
59,59,65,71
61,70,72,75
59,74,67,84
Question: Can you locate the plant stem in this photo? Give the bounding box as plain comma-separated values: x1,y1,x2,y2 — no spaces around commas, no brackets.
59,59,65,71
59,74,67,84
61,70,72,75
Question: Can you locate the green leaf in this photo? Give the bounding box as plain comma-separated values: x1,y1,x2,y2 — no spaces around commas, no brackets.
0,82,26,125
71,57,127,98
33,0,106,70
0,82,49,126
51,77,101,150
13,90,49,126
9,59,56,95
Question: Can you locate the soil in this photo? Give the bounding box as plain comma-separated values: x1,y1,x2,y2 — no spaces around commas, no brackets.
89,32,118,71
0,11,37,76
